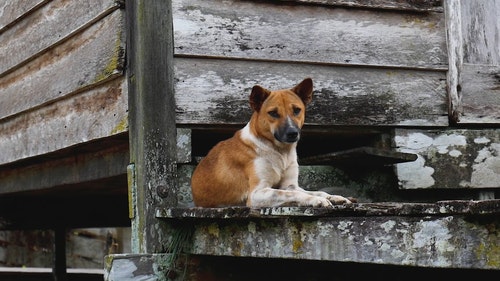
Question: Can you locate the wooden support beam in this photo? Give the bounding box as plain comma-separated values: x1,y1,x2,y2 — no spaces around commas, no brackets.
126,0,178,253
53,228,67,281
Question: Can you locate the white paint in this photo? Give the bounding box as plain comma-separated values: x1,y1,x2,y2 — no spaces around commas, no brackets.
395,131,470,189
395,133,433,150
470,143,500,187
396,156,435,188
449,149,462,157
474,136,491,144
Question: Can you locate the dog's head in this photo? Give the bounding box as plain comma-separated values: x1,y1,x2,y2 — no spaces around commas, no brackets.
249,78,313,145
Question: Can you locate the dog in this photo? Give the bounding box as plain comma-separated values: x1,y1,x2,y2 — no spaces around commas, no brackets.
191,78,352,208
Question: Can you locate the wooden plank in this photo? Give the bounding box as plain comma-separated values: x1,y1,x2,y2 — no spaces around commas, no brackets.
104,252,500,280
173,0,447,69
0,77,128,166
0,8,125,120
183,215,500,269
0,136,128,195
151,201,500,270
394,128,500,189
126,0,177,253
460,64,500,123
460,0,500,65
174,58,448,126
454,0,500,124
0,0,49,32
444,0,463,124
0,0,121,76
157,200,500,218
282,0,444,12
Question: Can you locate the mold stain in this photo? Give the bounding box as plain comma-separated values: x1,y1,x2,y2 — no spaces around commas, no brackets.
207,223,220,238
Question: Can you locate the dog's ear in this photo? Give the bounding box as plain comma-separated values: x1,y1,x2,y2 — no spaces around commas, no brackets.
250,85,271,112
291,78,313,105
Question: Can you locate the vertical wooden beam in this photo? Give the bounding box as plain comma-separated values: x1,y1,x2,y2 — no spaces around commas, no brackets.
126,0,177,253
53,227,67,281
444,0,463,124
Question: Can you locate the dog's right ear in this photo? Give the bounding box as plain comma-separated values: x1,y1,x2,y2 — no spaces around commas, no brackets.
249,85,271,112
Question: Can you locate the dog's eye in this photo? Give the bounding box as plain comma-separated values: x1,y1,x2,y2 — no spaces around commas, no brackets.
293,107,301,116
268,110,280,118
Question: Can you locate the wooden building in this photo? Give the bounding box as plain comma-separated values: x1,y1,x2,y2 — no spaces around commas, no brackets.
0,0,499,280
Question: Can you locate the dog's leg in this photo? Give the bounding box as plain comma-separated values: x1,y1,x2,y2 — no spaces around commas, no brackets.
249,187,336,208
282,185,352,205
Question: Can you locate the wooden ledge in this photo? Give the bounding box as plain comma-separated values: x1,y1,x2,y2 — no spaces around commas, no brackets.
156,199,500,219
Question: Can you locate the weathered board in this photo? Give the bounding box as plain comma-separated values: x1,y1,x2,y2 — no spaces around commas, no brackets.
394,128,500,189
460,64,500,123
0,0,121,76
0,77,128,166
285,0,443,12
446,0,500,124
0,0,48,32
0,8,125,120
0,139,128,195
173,0,447,69
144,201,500,271
174,58,448,126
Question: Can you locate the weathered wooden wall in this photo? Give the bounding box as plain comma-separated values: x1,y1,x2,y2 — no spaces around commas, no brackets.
0,1,130,278
0,0,129,225
0,228,130,268
172,0,448,127
1,0,500,279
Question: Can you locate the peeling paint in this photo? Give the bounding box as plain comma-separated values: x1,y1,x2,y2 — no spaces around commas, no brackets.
470,144,500,187
395,129,500,189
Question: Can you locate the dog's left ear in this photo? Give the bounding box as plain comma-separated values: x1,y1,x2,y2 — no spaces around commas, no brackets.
291,78,313,105
250,85,271,112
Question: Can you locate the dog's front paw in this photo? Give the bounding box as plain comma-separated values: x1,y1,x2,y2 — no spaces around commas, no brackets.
307,197,334,208
326,195,352,205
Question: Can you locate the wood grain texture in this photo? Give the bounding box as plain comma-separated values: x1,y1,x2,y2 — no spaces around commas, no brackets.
0,0,48,32
444,0,463,124
456,0,500,124
281,0,443,11
0,0,120,76
0,77,128,166
174,58,448,126
126,0,177,253
460,64,500,123
460,0,500,65
173,0,447,69
0,9,125,120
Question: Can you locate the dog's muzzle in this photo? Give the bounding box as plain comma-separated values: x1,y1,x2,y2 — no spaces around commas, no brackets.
274,118,300,143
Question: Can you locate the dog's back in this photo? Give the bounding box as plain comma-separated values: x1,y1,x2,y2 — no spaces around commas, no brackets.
191,129,255,207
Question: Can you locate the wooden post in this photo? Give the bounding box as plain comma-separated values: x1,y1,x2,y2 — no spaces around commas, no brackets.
126,0,177,253
444,0,463,124
53,227,67,281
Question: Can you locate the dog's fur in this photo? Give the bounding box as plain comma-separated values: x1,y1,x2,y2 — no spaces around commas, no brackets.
191,78,352,208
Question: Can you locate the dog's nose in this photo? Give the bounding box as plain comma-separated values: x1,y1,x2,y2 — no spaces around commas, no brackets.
286,130,299,142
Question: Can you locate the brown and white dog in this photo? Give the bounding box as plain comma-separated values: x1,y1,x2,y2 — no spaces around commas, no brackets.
191,78,352,208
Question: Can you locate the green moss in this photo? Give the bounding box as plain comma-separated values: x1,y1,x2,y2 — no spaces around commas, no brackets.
475,223,500,268
111,116,128,135
94,32,124,83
